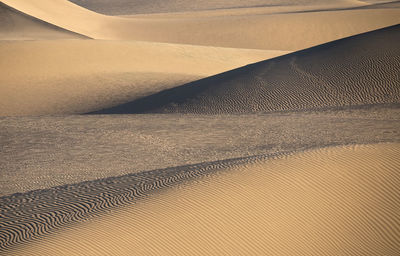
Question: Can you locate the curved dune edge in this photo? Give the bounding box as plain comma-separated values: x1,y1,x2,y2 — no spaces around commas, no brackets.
95,24,400,114
1,0,400,50
1,107,399,196
7,143,400,255
68,0,367,16
0,2,87,40
0,40,288,116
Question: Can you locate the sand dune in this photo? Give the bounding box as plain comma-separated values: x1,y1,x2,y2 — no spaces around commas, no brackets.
0,2,86,40
2,0,399,50
68,0,367,15
95,25,400,114
3,143,400,255
1,0,399,254
358,0,400,8
0,40,287,116
1,107,399,196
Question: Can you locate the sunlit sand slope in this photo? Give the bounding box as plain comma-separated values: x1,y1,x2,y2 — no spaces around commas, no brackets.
0,2,86,40
2,0,400,50
96,25,400,114
4,143,400,255
0,40,286,116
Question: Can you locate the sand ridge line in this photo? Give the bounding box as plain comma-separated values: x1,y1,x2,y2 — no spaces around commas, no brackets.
5,143,400,255
0,148,302,251
0,40,287,116
0,2,88,40
93,24,400,114
2,107,399,196
1,0,399,50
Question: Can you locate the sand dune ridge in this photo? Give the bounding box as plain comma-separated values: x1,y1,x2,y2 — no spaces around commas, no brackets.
94,25,400,114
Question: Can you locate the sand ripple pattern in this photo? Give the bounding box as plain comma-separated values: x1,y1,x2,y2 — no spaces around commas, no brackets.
0,150,295,252
4,144,400,255
95,25,400,114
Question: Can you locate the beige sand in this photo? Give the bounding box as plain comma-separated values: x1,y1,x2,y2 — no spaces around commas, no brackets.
96,25,400,114
0,2,86,40
69,0,367,15
1,108,398,196
7,143,400,255
2,0,400,50
0,40,287,115
1,0,399,254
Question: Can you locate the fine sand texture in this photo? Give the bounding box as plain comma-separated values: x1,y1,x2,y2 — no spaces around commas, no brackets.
95,25,400,114
3,143,400,255
1,107,399,196
0,2,87,40
2,0,400,50
1,0,399,255
68,0,367,15
0,40,287,116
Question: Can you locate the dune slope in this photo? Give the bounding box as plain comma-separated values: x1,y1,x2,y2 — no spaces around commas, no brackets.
67,0,366,15
4,143,400,255
0,40,287,116
2,0,400,50
0,2,86,40
1,107,399,195
95,25,400,114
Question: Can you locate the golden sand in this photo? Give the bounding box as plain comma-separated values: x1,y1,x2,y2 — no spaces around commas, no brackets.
2,0,400,50
0,40,287,115
8,143,400,255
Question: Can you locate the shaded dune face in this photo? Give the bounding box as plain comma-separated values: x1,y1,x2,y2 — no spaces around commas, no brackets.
0,0,399,255
67,0,365,15
0,40,286,116
3,144,400,255
0,2,87,40
93,25,400,114
3,0,400,50
0,151,293,251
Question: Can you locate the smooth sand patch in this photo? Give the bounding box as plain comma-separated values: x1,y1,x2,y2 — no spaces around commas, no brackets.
6,143,400,255
0,2,86,40
2,0,400,50
0,40,287,116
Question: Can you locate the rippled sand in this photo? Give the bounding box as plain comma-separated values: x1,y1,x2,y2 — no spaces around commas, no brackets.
96,25,400,114
0,0,399,254
5,144,400,255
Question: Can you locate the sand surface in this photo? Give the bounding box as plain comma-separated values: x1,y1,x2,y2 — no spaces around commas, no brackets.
95,25,400,114
0,0,399,254
1,0,399,50
68,0,368,15
4,143,400,255
0,3,86,40
1,107,399,196
0,40,286,115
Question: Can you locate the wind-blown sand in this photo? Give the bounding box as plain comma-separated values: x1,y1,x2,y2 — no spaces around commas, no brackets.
0,40,286,116
95,25,400,114
1,107,399,196
2,0,399,50
0,2,86,40
4,143,400,255
1,0,399,254
68,0,368,15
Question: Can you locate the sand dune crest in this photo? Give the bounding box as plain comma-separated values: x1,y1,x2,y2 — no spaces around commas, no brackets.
5,143,400,255
95,24,400,114
2,0,399,50
0,2,86,40
0,40,287,116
